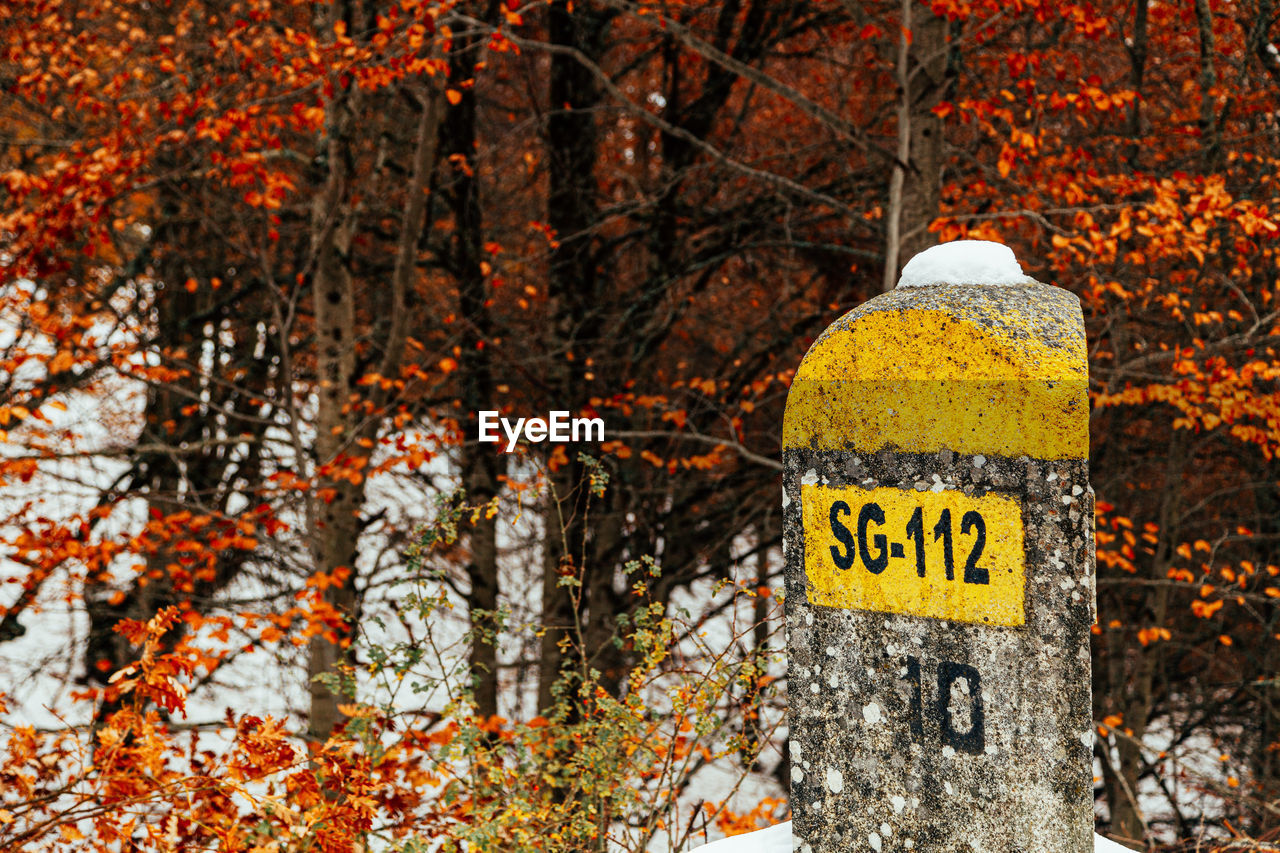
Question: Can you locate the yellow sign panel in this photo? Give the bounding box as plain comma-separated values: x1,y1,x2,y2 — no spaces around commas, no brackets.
801,484,1026,626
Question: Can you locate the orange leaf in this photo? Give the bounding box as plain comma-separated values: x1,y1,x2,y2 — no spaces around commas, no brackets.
548,444,569,472
48,350,74,374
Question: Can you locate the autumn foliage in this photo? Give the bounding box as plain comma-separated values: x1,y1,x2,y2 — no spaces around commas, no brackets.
1,0,1279,849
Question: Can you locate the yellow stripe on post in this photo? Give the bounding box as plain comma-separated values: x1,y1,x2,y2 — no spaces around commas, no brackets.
784,288,1088,459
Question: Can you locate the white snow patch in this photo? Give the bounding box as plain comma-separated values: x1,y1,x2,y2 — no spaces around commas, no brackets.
1094,837,1136,853
693,820,791,853
896,240,1030,288
690,822,1137,853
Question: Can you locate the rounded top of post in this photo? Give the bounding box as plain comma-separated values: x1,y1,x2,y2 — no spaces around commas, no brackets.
896,240,1035,288
784,242,1088,460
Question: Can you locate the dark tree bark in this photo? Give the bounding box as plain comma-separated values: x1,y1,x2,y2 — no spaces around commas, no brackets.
447,6,503,720
537,0,613,715
884,0,953,290
82,191,273,725
305,2,444,738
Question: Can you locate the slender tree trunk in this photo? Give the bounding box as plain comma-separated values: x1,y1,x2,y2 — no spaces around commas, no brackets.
306,36,443,738
449,22,502,715
84,214,198,700
1193,0,1220,167
1124,0,1149,167
539,459,590,713
464,452,500,718
1249,0,1280,90
83,195,270,724
583,499,625,690
306,61,362,740
1247,466,1280,835
1103,430,1185,844
537,0,608,716
883,0,950,291
882,0,911,293
1252,609,1280,836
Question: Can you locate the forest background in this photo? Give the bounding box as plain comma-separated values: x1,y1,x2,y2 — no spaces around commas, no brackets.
1,0,1279,850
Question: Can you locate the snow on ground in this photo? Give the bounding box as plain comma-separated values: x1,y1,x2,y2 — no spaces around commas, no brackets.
690,821,1137,853
896,240,1032,288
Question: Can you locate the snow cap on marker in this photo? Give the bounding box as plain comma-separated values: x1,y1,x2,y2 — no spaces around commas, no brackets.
897,240,1033,288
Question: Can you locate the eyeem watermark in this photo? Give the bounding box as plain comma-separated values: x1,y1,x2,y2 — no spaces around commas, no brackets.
478,410,605,452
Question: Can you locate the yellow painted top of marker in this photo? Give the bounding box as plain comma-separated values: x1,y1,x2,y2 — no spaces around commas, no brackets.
783,275,1088,460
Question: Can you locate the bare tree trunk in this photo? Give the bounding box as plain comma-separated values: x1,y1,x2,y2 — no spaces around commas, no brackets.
537,0,609,716
538,461,589,713
464,453,500,718
583,501,625,690
882,0,912,293
306,63,362,740
1251,601,1280,836
83,195,271,725
306,51,443,739
1248,0,1280,90
883,0,951,291
1193,0,1220,167
1102,430,1185,845
1123,0,1149,168
443,8,502,720
1246,465,1280,836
